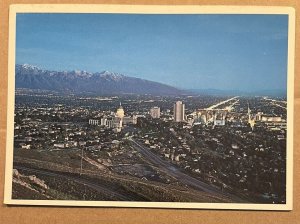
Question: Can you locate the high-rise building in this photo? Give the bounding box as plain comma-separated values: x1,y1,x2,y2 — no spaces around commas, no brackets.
150,107,160,119
213,112,226,126
173,101,185,122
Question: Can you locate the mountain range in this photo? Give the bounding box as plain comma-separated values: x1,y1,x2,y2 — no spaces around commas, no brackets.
15,64,182,95
15,64,286,97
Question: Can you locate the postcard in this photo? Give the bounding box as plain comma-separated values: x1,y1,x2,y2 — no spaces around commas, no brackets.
4,4,295,210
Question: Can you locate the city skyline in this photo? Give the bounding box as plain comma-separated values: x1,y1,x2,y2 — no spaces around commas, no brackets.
16,13,288,91
11,89,288,205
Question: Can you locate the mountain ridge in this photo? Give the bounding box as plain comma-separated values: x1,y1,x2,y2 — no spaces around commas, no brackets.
15,64,182,95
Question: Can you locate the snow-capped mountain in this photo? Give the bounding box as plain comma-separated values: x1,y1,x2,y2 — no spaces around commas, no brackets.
16,64,44,75
95,70,125,81
15,64,182,95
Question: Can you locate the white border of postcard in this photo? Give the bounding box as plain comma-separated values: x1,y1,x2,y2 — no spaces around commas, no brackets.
4,4,295,210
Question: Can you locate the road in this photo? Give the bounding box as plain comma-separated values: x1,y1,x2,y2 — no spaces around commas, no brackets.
269,102,287,110
264,97,287,110
224,99,239,111
206,96,239,110
14,166,139,201
130,139,247,203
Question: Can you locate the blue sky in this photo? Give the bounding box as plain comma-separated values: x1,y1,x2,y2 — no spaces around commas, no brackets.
16,13,288,91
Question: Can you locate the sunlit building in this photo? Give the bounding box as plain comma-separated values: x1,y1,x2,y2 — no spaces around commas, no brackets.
150,107,160,119
261,115,282,122
213,111,226,126
123,115,138,125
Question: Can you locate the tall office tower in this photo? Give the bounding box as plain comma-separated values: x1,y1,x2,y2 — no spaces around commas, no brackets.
150,107,161,119
173,101,185,122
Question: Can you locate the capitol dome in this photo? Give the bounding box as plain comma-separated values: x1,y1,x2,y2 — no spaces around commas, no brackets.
116,102,125,119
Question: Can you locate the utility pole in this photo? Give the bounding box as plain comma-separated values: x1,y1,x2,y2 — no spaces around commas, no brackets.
80,147,84,176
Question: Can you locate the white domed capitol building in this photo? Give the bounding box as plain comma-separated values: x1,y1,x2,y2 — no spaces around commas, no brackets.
114,102,125,131
116,102,125,119
88,102,137,132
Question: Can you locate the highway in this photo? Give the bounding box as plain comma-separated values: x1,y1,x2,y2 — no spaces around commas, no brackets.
14,143,247,202
130,139,246,203
14,166,139,201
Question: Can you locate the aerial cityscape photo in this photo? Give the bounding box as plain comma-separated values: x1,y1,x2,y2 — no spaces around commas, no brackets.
10,13,289,205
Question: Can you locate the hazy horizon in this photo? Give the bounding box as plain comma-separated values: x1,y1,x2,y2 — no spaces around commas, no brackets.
16,13,288,91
